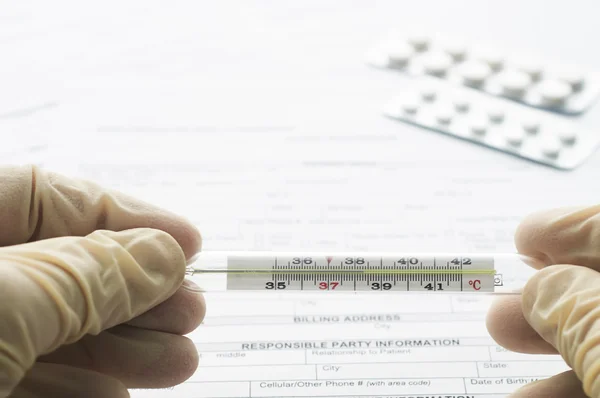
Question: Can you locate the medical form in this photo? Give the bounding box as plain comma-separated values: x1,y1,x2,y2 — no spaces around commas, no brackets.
131,292,567,398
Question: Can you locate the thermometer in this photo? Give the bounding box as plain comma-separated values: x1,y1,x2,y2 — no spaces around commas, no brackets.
185,252,541,294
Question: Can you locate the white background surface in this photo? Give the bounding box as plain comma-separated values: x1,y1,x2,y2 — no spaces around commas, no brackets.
2,1,600,397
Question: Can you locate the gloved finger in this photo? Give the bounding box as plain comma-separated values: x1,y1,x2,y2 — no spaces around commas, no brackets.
487,205,600,354
0,164,201,259
514,205,600,270
9,362,129,398
125,278,206,335
37,281,205,384
0,228,186,397
521,264,600,397
36,325,199,389
486,295,557,354
508,370,587,398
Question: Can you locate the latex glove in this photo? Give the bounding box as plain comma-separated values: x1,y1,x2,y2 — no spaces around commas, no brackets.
0,165,205,398
486,205,600,397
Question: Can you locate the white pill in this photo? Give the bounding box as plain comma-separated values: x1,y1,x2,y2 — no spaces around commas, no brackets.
488,108,505,123
435,106,454,124
499,70,532,98
407,35,430,52
522,120,540,134
421,88,437,101
470,118,488,135
422,52,453,76
453,97,470,112
557,67,585,91
394,93,420,114
401,100,419,114
538,79,573,106
388,43,414,68
477,50,504,71
558,130,577,145
458,60,492,86
541,138,562,158
515,59,544,81
443,42,467,62
505,130,524,146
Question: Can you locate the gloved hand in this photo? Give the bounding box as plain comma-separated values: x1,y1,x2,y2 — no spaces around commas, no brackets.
0,165,205,398
487,205,600,398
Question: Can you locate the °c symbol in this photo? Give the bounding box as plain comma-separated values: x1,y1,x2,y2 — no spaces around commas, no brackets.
469,280,481,290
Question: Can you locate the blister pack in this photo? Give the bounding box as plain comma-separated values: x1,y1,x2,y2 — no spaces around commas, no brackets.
382,79,600,170
367,33,600,115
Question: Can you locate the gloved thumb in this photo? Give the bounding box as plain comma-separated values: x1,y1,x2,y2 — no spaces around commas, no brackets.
522,264,600,398
0,227,187,397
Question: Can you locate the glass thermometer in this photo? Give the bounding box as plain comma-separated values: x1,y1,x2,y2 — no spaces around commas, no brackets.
185,251,542,294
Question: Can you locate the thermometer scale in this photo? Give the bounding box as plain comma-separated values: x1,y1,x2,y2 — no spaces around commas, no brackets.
186,252,538,294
